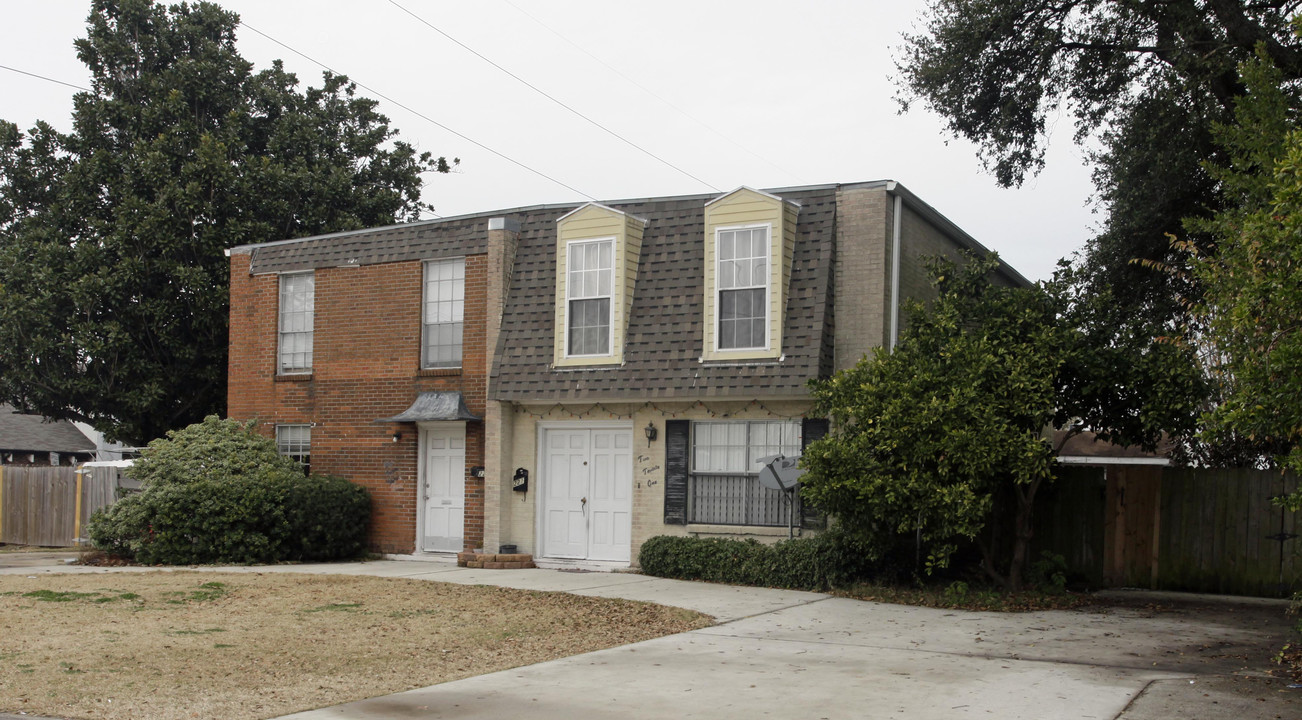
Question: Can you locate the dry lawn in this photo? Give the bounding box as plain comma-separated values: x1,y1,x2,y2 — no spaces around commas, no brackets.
0,571,710,720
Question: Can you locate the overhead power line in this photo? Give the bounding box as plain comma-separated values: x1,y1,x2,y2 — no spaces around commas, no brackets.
0,64,89,92
501,0,800,182
385,0,721,193
240,22,597,202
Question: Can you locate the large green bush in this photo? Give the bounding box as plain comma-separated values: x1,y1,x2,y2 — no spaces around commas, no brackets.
638,529,874,591
88,416,370,564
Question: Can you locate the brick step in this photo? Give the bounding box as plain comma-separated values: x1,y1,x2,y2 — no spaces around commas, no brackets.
458,551,535,570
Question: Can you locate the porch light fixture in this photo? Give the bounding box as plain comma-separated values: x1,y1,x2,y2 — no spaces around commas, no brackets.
644,422,657,446
391,431,402,443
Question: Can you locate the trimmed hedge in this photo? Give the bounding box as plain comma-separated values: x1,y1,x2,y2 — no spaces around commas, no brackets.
638,529,875,591
88,416,370,565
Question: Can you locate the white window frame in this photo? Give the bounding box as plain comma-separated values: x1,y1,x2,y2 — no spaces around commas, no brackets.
691,420,802,475
714,223,771,352
422,257,465,369
565,237,615,358
278,271,315,374
275,424,311,472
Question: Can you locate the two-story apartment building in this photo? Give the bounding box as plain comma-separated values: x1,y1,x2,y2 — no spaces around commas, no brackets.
226,181,1028,563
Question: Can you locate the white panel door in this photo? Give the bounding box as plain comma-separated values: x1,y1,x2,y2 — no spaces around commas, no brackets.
541,427,632,562
544,429,590,558
422,424,465,552
588,429,632,562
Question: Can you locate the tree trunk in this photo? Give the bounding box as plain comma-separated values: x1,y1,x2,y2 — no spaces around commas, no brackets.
1006,478,1042,592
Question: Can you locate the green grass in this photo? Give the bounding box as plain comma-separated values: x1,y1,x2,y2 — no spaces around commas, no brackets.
304,602,364,613
837,581,1092,612
23,590,102,603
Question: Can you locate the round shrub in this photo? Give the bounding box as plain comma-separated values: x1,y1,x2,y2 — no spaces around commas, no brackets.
88,416,370,564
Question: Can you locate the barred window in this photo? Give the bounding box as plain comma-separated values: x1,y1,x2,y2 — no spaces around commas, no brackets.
278,272,314,373
689,420,801,526
276,424,311,472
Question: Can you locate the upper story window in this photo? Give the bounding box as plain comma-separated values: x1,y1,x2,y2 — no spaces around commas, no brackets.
716,226,769,350
566,238,614,357
701,187,796,362
278,272,314,373
423,257,465,368
276,423,311,473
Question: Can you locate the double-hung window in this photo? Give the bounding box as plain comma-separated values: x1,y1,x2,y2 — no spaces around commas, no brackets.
690,420,801,526
566,238,613,357
278,272,314,373
716,226,769,350
423,258,465,368
275,424,311,473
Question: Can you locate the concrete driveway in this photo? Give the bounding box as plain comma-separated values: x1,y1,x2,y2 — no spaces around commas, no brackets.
3,553,1298,719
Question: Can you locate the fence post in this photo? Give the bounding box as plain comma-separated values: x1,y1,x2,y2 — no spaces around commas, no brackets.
0,465,4,542
74,466,84,546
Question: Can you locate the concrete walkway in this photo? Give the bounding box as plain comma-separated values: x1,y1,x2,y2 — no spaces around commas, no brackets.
3,553,1299,719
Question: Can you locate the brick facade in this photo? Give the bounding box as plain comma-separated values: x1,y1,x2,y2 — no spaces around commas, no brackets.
227,252,490,555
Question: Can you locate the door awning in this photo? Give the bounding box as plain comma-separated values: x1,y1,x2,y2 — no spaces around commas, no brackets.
375,392,482,423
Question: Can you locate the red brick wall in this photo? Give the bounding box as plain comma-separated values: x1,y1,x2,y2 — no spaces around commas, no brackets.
227,253,489,554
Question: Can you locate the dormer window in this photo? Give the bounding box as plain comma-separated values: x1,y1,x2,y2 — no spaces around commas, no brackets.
566,238,614,357
716,225,770,350
553,203,647,367
702,187,798,361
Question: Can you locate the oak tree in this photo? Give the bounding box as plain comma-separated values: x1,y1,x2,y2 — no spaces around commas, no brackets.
0,0,451,443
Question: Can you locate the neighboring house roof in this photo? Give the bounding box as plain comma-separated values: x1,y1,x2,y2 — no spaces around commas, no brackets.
238,214,492,274
1054,430,1172,466
0,404,97,455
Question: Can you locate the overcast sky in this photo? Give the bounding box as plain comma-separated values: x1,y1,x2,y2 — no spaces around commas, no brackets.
2,0,1099,281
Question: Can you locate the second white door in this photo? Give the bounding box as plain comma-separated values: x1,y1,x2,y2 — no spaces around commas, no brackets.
422,424,465,553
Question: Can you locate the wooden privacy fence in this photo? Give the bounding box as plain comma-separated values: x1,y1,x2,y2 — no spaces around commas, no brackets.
0,465,133,547
1033,465,1301,597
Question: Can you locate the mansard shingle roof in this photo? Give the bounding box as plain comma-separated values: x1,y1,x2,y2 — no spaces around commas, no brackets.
490,186,837,400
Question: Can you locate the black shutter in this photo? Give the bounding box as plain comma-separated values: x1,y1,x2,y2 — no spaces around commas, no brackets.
800,418,830,529
663,419,691,525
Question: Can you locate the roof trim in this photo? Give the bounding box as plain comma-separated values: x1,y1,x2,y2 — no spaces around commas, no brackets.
1057,456,1171,466
555,202,650,226
883,180,1033,288
704,186,802,209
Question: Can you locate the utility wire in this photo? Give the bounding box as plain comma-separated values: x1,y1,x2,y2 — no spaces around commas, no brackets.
386,0,721,192
241,22,598,202
0,64,90,92
501,0,800,182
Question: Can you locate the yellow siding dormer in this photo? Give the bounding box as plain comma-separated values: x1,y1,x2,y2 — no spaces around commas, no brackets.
553,203,646,367
702,187,798,362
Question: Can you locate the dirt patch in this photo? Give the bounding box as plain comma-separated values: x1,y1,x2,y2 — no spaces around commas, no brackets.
0,571,710,720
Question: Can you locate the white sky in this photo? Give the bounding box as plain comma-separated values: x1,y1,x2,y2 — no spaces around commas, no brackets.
1,0,1099,282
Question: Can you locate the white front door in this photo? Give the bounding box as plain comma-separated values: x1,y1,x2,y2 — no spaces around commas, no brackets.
541,426,632,562
421,424,465,552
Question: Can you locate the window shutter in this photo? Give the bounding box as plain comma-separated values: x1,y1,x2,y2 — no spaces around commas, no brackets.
663,419,691,525
800,418,830,529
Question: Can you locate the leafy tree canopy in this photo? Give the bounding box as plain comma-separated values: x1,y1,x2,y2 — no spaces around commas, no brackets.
896,1,1302,464
1192,51,1302,501
0,0,452,444
801,254,1203,589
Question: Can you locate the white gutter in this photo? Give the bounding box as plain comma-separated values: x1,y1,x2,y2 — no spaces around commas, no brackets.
1056,456,1171,466
886,181,903,351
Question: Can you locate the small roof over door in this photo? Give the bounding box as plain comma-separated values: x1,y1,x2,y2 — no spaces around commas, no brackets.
376,392,482,423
